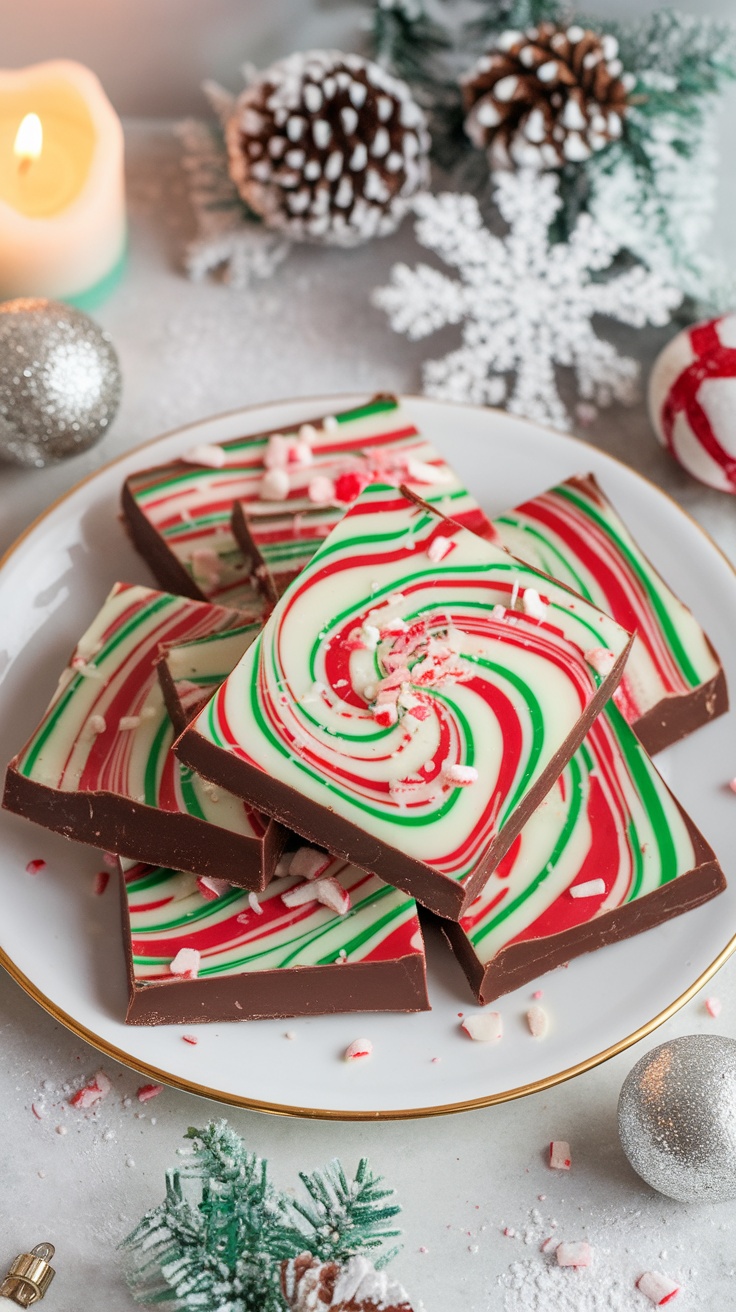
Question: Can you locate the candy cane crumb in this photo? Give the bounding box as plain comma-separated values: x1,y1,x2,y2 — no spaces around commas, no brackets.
637,1271,681,1305
549,1141,571,1170
557,1241,592,1268
344,1038,373,1062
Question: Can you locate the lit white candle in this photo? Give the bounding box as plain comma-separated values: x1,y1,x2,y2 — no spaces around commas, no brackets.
0,60,125,305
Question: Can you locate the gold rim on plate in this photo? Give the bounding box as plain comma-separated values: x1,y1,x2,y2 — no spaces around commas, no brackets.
1,394,734,1121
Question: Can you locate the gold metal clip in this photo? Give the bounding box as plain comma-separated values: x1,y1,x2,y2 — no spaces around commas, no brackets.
0,1244,55,1307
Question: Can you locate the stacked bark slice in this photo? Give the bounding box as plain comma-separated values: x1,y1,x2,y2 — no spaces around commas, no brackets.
3,396,727,1025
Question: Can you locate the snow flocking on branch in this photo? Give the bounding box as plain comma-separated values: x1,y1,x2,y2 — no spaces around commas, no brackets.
373,169,683,431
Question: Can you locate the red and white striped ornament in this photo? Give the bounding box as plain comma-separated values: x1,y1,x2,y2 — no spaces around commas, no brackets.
648,316,736,494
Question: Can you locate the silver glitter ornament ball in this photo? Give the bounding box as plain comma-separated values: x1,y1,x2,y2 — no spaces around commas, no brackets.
618,1034,736,1203
0,298,122,468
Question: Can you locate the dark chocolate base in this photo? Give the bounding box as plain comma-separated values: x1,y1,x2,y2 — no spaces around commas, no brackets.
157,656,202,737
3,763,288,891
632,666,729,756
120,482,212,601
119,872,430,1024
176,632,635,921
440,817,726,1004
231,500,280,605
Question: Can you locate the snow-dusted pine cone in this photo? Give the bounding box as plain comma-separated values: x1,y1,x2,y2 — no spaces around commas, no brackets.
226,50,430,246
461,22,634,170
281,1253,417,1311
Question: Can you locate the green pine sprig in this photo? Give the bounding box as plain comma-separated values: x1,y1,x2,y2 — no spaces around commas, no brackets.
286,1158,402,1268
122,1121,403,1312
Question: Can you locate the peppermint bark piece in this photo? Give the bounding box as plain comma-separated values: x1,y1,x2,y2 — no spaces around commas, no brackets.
442,702,725,1002
122,394,494,610
178,483,634,920
158,620,262,735
3,584,285,889
122,855,429,1024
493,473,727,754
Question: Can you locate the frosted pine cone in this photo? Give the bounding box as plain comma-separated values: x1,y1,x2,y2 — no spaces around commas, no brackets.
226,50,430,246
281,1253,417,1311
461,22,634,170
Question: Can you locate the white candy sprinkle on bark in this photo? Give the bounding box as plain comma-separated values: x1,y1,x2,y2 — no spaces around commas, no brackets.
569,878,606,899
522,587,547,621
585,646,616,677
248,892,263,915
118,715,141,731
90,714,107,734
169,948,201,979
462,1012,503,1042
705,996,722,1018
289,846,331,881
443,762,478,787
182,444,226,468
427,535,454,563
260,468,290,501
344,1037,373,1061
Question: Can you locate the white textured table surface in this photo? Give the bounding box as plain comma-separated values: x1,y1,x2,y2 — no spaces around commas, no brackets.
1,121,736,1312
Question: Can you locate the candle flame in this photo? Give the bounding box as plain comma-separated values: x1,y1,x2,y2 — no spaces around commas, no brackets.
14,113,43,163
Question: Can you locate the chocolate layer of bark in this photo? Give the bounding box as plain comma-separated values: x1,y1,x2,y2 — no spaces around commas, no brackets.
2,582,285,890
441,803,725,1004
630,668,728,756
4,764,287,889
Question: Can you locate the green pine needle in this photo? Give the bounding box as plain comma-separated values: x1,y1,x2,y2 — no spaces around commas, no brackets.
122,1122,402,1312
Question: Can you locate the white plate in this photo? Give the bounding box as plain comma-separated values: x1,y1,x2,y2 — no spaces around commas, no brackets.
1,395,734,1119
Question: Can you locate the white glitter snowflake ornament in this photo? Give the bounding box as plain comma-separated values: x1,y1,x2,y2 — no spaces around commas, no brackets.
373,170,682,430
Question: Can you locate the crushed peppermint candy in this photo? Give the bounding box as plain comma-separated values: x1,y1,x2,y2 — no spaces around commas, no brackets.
118,715,142,731
196,875,232,901
25,858,46,875
289,846,331,881
291,438,313,467
549,1141,571,1170
526,1005,549,1039
248,892,263,915
556,1241,592,1269
729,778,736,794
585,646,617,678
443,761,478,787
522,588,547,621
299,423,319,444
191,547,222,585
282,876,350,915
406,457,452,485
260,467,290,501
344,1037,373,1062
569,878,606,899
264,433,290,468
462,1011,503,1043
427,534,454,563
182,1034,198,1045
182,443,226,468
102,852,117,868
137,1083,163,1103
637,1272,681,1305
308,474,336,504
89,714,107,734
705,996,722,1018
69,1070,111,1109
169,947,201,979
93,870,110,896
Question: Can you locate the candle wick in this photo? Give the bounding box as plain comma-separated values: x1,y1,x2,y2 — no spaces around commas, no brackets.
18,156,32,176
